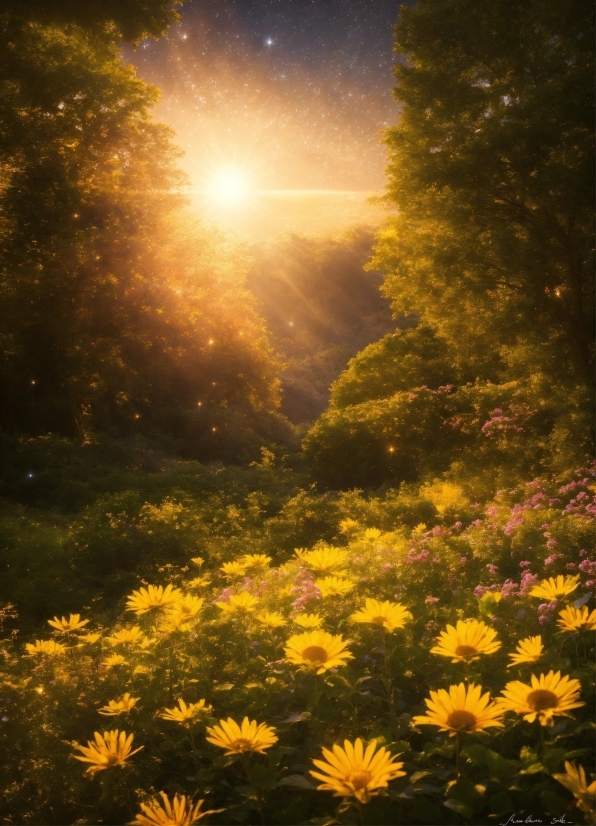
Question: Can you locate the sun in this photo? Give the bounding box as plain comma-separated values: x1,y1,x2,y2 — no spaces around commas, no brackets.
206,169,251,206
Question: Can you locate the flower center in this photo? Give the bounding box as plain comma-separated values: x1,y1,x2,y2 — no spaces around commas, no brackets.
347,769,372,790
446,710,477,731
371,616,388,626
231,738,254,752
527,689,558,712
301,645,329,665
454,644,478,659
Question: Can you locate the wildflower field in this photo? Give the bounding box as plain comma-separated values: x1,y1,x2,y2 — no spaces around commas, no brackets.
1,466,594,825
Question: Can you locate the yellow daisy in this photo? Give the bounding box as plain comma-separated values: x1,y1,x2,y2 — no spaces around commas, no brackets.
220,561,247,578
528,575,580,600
255,612,287,629
99,693,140,716
413,683,504,735
25,639,66,657
339,518,360,535
552,762,596,814
102,654,128,668
131,792,218,826
240,554,272,570
350,599,412,633
47,614,89,633
430,619,501,663
293,613,323,629
78,632,102,645
498,670,584,726
188,575,211,589
126,584,182,615
316,576,355,598
167,595,204,621
215,591,258,614
284,630,353,674
73,729,143,775
300,547,349,573
206,717,278,755
507,636,544,667
107,626,144,646
160,698,212,724
558,605,596,633
310,738,405,804
363,528,382,542
190,556,205,567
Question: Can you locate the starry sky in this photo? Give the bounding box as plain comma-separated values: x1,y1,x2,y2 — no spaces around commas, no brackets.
129,0,403,193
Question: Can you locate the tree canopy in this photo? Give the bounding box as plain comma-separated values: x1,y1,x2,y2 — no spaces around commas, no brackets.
0,5,285,459
375,0,594,387
304,0,594,490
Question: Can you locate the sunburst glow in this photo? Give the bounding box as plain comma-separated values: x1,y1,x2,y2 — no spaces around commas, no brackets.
205,170,251,206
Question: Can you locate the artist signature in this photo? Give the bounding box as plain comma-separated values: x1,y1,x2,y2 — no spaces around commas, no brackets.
499,816,574,826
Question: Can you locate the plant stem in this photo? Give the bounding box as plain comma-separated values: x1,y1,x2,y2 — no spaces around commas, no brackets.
456,733,462,778
188,726,201,780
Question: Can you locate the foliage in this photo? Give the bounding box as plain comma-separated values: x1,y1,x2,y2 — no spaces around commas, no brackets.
0,466,593,824
376,0,594,388
304,377,592,489
0,13,284,456
247,228,398,423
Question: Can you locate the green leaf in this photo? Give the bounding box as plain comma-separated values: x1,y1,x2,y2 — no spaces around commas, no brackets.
282,711,311,724
277,774,316,790
444,798,473,819
488,791,513,816
414,797,446,824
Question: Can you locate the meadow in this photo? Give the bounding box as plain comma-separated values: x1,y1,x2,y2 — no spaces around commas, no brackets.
1,451,594,824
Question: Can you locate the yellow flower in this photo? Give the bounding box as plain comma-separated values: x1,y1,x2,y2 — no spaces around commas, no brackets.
413,683,504,735
25,639,66,657
558,605,596,633
107,626,144,646
528,575,580,600
167,596,204,622
126,584,182,615
240,554,272,570
220,561,247,578
363,528,382,542
255,612,287,629
293,613,323,629
430,619,501,663
103,654,128,668
188,575,211,589
47,613,89,633
99,693,140,716
498,671,584,726
310,738,405,804
78,632,102,645
138,636,156,650
160,698,212,724
339,518,359,535
284,630,353,674
73,730,143,775
350,599,412,633
507,636,544,667
552,762,596,813
190,556,205,567
131,792,218,826
215,591,258,614
300,547,349,573
206,717,278,754
316,576,355,597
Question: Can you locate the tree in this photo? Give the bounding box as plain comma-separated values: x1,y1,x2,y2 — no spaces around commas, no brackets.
373,0,594,387
0,12,285,457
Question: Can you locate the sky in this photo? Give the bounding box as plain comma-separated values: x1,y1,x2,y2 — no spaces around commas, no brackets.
129,0,403,195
